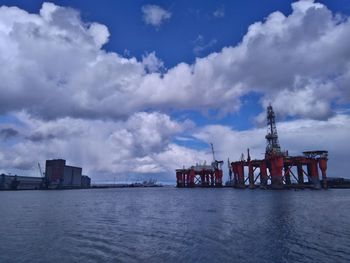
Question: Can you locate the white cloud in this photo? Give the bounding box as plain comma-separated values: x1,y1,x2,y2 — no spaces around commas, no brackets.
193,35,217,56
0,1,350,181
88,23,110,48
0,1,350,121
0,112,202,181
142,51,164,73
141,5,171,28
213,7,225,18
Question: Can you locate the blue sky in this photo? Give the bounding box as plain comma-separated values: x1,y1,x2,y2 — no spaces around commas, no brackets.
0,0,350,182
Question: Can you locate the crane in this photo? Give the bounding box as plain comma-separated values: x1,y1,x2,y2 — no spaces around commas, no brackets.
210,143,223,170
228,158,232,182
210,142,216,162
38,162,44,178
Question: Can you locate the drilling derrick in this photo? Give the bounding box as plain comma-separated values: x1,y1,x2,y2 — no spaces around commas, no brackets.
265,105,284,188
265,105,281,156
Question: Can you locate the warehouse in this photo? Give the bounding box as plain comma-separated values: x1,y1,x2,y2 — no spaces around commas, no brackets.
0,174,43,190
45,159,90,189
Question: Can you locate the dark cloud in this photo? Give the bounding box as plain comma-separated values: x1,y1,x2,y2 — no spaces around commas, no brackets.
0,128,18,140
27,132,56,142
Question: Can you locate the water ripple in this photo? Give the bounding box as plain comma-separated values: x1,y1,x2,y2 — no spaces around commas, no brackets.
0,188,349,262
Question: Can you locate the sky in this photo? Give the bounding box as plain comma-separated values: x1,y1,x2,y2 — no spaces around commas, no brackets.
0,0,349,183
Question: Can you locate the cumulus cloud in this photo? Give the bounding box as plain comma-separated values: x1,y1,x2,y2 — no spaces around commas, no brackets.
0,1,350,181
142,51,165,73
193,35,218,56
0,128,18,140
0,111,208,181
1,1,350,121
141,5,171,28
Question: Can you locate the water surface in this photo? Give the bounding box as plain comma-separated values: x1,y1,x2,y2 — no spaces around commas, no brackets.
0,188,349,262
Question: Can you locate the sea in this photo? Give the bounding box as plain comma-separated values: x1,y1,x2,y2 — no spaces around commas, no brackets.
0,187,349,263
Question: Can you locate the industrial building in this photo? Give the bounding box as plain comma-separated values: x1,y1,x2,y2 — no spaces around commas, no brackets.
45,159,91,189
0,174,43,190
0,159,91,190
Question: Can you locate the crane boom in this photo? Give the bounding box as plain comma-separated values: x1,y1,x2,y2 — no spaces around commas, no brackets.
38,163,44,177
210,143,216,162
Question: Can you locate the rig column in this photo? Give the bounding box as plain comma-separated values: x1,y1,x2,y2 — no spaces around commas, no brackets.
176,170,182,188
210,171,214,187
284,165,291,185
182,171,186,187
248,162,254,189
237,162,245,188
205,172,210,187
306,161,313,184
269,156,284,189
259,161,268,188
318,158,328,189
310,159,321,189
189,169,195,187
215,169,223,187
201,170,206,187
231,163,238,186
297,163,304,185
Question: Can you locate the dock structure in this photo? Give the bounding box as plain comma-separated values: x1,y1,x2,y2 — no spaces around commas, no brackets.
0,159,91,190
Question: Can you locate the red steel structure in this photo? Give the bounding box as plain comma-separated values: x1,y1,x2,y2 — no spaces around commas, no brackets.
176,143,224,188
230,150,328,189
175,105,329,189
230,105,328,189
176,165,223,187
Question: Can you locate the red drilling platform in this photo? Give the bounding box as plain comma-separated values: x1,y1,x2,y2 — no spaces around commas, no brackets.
176,105,329,189
229,105,328,189
176,143,224,188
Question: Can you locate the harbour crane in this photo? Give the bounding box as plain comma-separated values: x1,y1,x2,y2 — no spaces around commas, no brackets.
210,143,216,162
210,143,223,170
38,162,44,177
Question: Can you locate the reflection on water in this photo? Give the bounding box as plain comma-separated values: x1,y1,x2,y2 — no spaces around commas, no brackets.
0,188,349,263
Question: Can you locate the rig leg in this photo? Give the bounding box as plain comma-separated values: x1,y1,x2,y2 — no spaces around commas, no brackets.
260,161,268,188
248,163,254,189
176,170,182,188
310,159,321,189
201,170,206,187
318,158,328,189
232,163,238,187
269,156,284,189
237,162,245,188
297,164,304,185
215,169,223,187
189,170,195,187
284,165,291,185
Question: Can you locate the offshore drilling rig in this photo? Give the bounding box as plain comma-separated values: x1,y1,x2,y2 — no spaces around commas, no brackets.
230,105,328,189
176,105,329,189
176,143,224,188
